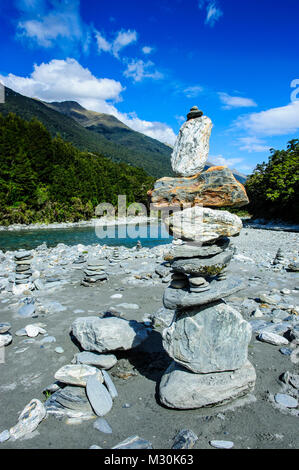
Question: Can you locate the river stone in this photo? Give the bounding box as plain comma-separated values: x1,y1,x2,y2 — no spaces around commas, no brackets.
258,332,289,346
166,238,230,261
112,435,153,449
54,364,103,386
171,115,212,176
171,249,233,276
71,316,150,353
53,386,94,412
159,360,256,409
74,351,117,369
102,370,118,399
86,374,113,417
172,429,198,449
150,167,249,209
18,303,35,317
210,440,234,449
163,278,244,310
25,324,41,338
164,207,242,243
163,302,252,373
0,333,12,347
0,430,10,443
93,417,113,434
10,399,46,440
14,251,32,260
274,393,298,408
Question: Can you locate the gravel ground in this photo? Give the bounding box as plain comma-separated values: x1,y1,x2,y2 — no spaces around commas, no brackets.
0,226,298,450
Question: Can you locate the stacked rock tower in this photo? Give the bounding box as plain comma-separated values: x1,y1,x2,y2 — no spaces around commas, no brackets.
149,107,256,409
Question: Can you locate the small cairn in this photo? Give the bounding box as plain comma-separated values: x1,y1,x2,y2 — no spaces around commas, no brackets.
149,107,256,410
272,248,286,267
110,247,120,265
81,257,108,287
136,240,142,251
14,251,33,286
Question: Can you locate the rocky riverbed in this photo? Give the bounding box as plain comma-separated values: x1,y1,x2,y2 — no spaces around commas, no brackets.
0,227,298,449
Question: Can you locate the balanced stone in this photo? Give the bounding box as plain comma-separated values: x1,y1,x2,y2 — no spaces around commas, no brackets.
159,360,256,409
163,302,252,373
187,106,203,120
167,238,230,260
86,374,113,417
102,370,118,399
150,167,249,209
189,277,207,286
74,351,117,369
53,386,94,412
54,364,103,386
171,249,233,276
171,112,212,177
71,316,150,353
164,207,242,243
163,278,244,310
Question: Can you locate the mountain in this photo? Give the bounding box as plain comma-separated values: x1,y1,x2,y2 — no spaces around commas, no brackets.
0,86,247,184
0,87,173,178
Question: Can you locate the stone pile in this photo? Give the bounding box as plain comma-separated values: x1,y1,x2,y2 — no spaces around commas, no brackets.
81,257,108,287
14,251,33,286
149,107,256,409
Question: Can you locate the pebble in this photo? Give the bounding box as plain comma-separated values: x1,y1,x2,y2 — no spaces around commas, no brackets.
86,374,113,417
172,429,198,449
9,399,46,440
112,435,153,449
18,303,35,317
279,347,292,356
110,294,123,299
55,347,64,354
210,440,234,449
93,417,113,434
102,370,118,399
74,351,117,369
116,303,139,310
274,393,298,408
54,364,103,386
0,323,11,334
0,429,10,443
258,332,289,346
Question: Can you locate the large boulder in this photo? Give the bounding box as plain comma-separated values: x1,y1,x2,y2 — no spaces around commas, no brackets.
163,302,252,373
149,167,249,209
71,316,150,353
164,206,242,243
159,360,256,409
171,115,212,176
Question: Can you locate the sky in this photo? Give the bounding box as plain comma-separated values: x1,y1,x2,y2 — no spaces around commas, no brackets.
0,0,299,174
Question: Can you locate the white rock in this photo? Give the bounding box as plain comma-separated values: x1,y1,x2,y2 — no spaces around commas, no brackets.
10,399,46,440
0,333,12,347
210,440,234,449
25,325,44,338
171,115,212,176
258,332,289,346
54,364,103,386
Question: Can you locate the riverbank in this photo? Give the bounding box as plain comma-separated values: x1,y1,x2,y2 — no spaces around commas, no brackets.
0,226,298,449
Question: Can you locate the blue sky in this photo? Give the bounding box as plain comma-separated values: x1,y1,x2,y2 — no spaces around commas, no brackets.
0,0,299,174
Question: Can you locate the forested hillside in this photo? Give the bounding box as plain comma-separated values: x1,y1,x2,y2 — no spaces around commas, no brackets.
0,113,155,225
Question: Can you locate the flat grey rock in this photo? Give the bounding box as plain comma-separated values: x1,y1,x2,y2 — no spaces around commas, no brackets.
210,440,234,449
171,249,233,276
86,374,113,417
160,360,256,409
163,302,252,373
102,370,118,399
54,364,103,386
112,435,153,449
74,351,117,369
274,393,298,408
163,278,245,310
172,429,198,449
93,417,112,434
169,239,230,260
18,303,35,317
53,386,94,412
71,316,150,353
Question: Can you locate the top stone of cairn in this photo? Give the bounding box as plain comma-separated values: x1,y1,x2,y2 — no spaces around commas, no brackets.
171,107,212,177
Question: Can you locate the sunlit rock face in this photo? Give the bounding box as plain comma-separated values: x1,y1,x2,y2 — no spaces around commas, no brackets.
171,115,212,177
149,166,249,209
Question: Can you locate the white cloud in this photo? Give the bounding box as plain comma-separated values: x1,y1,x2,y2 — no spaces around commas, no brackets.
95,31,112,54
209,155,244,168
219,92,257,109
184,85,204,98
235,101,299,136
142,46,154,55
198,1,223,27
16,0,90,51
237,137,270,153
0,58,176,145
123,59,164,82
112,29,137,58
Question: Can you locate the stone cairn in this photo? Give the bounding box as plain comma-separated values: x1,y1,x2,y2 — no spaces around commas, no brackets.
148,106,256,409
14,251,33,287
81,257,108,287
